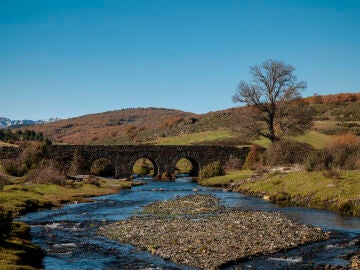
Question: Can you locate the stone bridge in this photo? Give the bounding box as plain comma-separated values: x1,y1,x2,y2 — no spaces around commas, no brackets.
1,145,250,179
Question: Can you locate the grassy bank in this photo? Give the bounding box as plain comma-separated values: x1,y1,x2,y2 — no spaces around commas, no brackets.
198,170,254,187
0,221,44,270
0,177,142,216
199,169,360,216
0,176,142,269
236,170,360,216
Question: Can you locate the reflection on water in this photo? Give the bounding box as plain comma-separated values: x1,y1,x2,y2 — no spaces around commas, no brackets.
19,177,360,269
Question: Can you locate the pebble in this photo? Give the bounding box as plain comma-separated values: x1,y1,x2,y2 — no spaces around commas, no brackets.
98,194,330,269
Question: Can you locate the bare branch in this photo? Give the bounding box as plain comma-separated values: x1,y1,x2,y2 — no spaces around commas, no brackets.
232,59,312,142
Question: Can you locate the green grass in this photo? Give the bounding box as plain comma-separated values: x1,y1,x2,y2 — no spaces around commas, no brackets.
251,137,272,148
250,131,333,149
237,170,360,216
199,170,254,187
0,179,141,216
155,129,234,145
291,130,332,149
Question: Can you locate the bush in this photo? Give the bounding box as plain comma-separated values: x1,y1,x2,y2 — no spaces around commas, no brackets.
0,142,48,177
1,159,27,177
266,139,314,166
83,176,101,187
199,161,225,180
19,143,47,171
26,160,66,186
330,133,358,146
322,167,341,179
326,144,359,170
243,145,266,170
0,207,13,242
304,136,360,171
304,150,331,171
0,174,9,190
68,150,89,175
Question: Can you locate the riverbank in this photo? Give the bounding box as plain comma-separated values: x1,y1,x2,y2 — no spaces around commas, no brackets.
98,194,330,269
0,221,44,270
0,175,143,269
199,169,360,216
0,175,143,215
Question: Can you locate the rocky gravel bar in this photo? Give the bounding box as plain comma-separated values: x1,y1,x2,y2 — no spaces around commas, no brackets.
98,194,330,269
143,194,224,215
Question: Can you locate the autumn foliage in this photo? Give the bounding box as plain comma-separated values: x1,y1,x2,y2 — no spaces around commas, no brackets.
329,133,358,147
305,93,360,104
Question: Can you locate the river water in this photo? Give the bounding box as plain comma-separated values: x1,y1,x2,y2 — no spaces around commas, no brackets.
19,177,360,269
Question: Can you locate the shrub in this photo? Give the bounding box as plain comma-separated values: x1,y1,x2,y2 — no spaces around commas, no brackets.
0,207,13,242
325,134,360,170
243,145,266,170
26,160,66,186
266,139,314,166
0,143,48,177
327,144,358,169
19,143,47,171
83,176,101,187
322,167,341,179
199,161,225,180
68,150,89,175
1,159,27,177
304,150,331,171
0,174,9,190
305,136,360,171
344,147,360,170
330,133,358,146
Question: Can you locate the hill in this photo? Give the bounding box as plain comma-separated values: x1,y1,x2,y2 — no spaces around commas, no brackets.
21,108,196,145
11,93,360,148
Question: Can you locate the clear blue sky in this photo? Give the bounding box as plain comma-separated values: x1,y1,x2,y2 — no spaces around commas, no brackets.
1,0,359,120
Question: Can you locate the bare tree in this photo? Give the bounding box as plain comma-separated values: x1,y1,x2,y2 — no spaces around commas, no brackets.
232,59,312,142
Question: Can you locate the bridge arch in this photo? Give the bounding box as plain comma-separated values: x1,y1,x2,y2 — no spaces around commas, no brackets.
172,156,200,177
129,154,159,178
89,157,116,178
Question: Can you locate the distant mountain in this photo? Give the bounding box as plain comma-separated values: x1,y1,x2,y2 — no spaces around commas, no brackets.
0,117,61,129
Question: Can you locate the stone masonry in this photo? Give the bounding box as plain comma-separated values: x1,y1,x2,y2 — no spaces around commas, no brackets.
1,144,250,179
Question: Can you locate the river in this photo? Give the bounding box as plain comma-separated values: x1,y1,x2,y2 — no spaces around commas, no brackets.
19,177,360,269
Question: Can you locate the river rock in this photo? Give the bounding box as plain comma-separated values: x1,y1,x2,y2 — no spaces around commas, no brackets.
98,194,330,269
